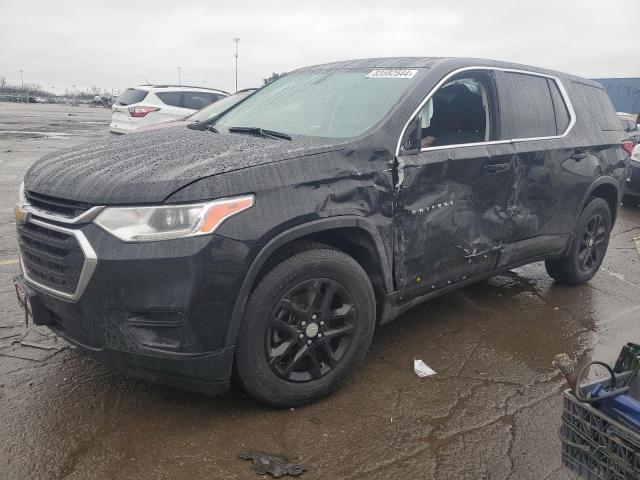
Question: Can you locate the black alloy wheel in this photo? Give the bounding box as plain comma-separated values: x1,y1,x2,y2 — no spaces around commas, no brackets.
545,197,612,285
577,213,607,271
266,278,356,382
234,244,376,407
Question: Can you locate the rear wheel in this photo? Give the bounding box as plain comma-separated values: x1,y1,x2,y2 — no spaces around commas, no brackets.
545,197,611,285
234,245,376,407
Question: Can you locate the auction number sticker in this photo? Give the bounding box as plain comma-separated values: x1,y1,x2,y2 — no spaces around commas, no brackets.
366,69,418,79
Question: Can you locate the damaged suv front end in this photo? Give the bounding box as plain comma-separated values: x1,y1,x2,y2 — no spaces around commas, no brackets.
14,185,260,393
13,62,426,397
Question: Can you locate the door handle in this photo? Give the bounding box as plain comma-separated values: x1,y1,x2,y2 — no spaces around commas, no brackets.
483,163,510,174
571,152,587,161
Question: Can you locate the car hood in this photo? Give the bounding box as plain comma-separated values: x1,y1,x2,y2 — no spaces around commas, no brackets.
24,127,345,204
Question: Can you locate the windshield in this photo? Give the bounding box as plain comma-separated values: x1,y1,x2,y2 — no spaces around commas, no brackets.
214,70,419,138
188,92,252,122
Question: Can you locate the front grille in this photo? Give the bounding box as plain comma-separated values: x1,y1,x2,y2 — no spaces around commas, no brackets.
18,222,85,295
26,191,93,218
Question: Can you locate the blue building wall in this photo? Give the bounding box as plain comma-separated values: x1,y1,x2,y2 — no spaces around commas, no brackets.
593,78,640,114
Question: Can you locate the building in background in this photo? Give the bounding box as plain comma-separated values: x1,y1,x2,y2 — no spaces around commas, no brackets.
594,77,640,114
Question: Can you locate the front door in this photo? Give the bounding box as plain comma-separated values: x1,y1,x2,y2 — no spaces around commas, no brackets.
394,69,516,301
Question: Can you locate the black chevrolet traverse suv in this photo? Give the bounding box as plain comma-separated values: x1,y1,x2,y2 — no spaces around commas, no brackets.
14,57,629,406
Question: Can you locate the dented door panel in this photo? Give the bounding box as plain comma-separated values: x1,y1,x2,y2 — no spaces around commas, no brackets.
506,140,597,243
395,143,517,301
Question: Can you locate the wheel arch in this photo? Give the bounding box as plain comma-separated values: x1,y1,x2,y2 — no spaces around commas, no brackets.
581,177,620,226
224,217,393,347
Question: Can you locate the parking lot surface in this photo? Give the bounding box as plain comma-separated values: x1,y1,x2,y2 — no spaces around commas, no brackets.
1,103,639,479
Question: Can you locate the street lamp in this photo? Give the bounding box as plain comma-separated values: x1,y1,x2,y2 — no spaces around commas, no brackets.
233,37,240,93
19,70,24,102
178,66,181,86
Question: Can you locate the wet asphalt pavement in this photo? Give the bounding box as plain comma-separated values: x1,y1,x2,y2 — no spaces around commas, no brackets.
1,102,639,480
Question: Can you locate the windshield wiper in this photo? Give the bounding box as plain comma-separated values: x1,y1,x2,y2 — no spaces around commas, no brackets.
227,126,292,141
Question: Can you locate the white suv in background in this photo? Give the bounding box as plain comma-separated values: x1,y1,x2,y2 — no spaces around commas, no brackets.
110,85,228,134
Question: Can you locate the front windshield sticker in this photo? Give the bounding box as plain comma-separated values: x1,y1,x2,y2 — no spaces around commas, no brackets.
366,69,418,79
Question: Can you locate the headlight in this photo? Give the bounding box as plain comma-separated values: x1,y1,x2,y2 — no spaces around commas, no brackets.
93,195,254,242
632,144,640,164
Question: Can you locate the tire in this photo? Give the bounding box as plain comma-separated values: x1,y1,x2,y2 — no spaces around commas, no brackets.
545,197,612,285
234,245,376,407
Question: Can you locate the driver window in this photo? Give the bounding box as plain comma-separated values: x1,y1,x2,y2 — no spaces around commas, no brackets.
417,72,495,149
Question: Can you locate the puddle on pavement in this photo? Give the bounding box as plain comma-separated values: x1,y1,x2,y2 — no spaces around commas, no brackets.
1,106,639,479
0,130,76,139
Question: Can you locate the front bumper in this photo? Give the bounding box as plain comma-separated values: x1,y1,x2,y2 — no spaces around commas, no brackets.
17,220,254,395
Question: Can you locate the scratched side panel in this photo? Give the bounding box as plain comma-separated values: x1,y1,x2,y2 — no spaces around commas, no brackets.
502,78,628,245
506,142,581,241
394,144,515,301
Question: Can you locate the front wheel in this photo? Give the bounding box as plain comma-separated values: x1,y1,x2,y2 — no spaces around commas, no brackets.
545,197,612,285
234,246,376,407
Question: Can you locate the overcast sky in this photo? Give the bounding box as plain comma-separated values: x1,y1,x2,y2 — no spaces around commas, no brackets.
0,0,637,95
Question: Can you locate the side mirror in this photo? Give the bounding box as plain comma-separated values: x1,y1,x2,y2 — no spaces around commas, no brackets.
400,115,421,154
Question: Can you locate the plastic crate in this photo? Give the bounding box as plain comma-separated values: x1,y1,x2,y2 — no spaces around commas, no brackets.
560,371,640,479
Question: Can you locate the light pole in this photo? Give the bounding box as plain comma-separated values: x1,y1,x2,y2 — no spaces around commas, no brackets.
73,84,77,106
233,37,240,92
178,66,181,86
19,70,24,102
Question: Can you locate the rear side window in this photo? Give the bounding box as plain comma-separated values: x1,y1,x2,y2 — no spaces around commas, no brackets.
498,72,557,139
547,79,571,134
116,89,148,106
183,92,218,110
573,83,621,131
156,91,182,108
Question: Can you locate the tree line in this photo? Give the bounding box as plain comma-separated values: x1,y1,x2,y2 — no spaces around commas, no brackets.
0,77,109,100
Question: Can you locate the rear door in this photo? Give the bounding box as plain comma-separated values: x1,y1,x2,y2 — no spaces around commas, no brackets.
154,91,185,121
495,71,581,265
394,69,516,301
